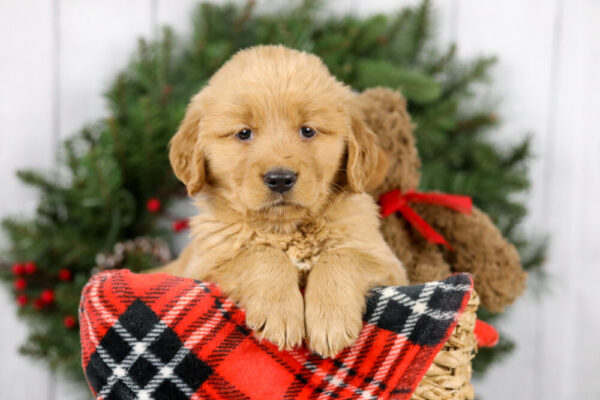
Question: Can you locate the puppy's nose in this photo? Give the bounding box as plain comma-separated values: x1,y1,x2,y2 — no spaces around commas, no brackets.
264,169,297,193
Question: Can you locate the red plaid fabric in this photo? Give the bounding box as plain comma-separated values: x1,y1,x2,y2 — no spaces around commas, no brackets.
80,270,473,400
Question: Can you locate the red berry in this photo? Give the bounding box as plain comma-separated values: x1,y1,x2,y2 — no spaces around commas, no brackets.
14,278,27,291
24,261,37,274
146,198,161,213
58,268,72,281
40,289,54,304
172,219,190,232
33,298,44,310
16,294,28,306
63,315,77,329
11,263,25,276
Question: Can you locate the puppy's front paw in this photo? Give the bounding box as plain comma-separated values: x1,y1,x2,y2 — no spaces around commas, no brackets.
305,297,363,358
244,289,305,351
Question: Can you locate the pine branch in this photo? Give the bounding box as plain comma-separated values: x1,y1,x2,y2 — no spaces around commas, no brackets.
406,0,432,63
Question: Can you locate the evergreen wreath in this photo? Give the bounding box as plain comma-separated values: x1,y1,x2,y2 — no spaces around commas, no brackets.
0,0,545,383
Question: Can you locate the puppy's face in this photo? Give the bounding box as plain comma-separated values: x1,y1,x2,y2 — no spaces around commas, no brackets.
170,46,387,222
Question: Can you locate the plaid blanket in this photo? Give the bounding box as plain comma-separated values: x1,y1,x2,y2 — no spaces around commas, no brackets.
80,270,472,400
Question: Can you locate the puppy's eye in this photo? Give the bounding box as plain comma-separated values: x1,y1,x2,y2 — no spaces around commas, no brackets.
235,128,253,141
300,126,316,139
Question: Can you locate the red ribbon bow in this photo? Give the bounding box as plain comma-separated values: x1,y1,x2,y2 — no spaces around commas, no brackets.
379,189,473,251
474,319,499,348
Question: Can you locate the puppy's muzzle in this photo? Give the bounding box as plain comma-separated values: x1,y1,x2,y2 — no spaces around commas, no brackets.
264,169,297,194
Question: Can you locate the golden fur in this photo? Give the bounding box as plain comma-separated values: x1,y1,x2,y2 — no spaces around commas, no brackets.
161,46,407,357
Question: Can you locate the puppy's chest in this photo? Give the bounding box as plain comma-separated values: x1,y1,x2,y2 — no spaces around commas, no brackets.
254,223,329,272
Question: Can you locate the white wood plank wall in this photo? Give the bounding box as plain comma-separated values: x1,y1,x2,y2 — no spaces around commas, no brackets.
0,1,598,399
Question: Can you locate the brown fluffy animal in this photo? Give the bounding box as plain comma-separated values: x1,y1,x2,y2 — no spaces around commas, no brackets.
161,45,406,358
359,88,527,313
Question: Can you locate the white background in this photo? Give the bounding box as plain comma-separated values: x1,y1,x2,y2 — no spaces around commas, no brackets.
1,0,599,399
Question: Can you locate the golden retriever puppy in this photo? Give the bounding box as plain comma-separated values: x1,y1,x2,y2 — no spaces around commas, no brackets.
162,45,407,358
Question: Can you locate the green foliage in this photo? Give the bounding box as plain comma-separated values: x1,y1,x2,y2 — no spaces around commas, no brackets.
354,60,442,103
473,336,516,378
0,0,544,384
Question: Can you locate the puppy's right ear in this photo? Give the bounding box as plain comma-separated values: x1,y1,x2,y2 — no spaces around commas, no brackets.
169,92,206,196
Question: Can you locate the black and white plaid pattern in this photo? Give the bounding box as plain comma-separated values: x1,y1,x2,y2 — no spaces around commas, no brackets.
85,299,212,400
366,276,472,345
305,274,473,398
81,270,473,400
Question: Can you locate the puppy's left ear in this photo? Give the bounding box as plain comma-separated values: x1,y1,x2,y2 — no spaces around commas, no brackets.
365,147,389,192
346,111,389,193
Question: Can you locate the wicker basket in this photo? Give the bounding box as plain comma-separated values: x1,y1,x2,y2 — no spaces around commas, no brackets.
412,291,479,400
